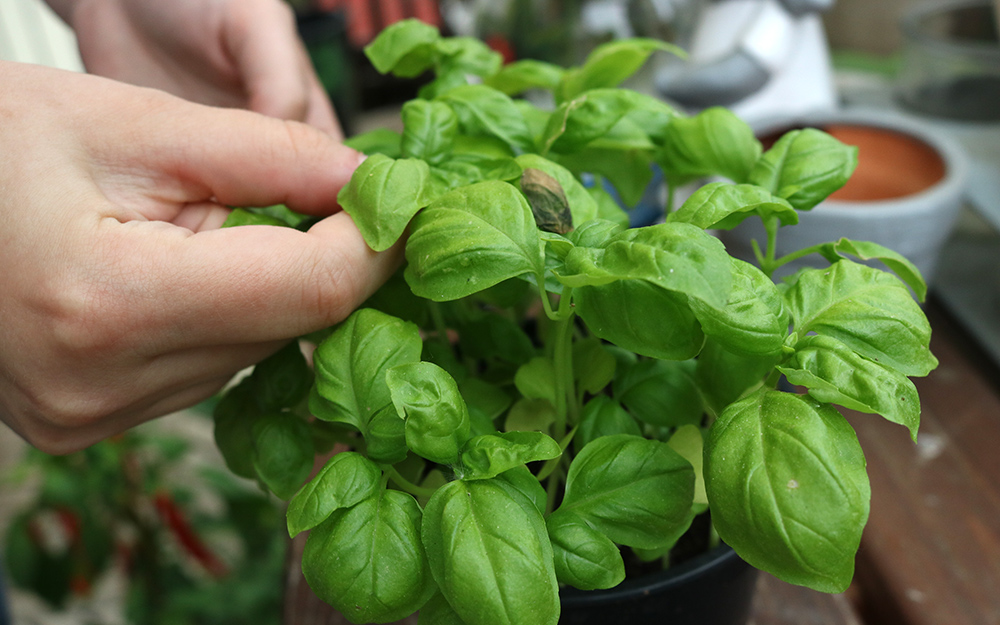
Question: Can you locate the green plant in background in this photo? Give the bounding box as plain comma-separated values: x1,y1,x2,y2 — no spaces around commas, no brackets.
219,19,937,625
2,427,286,625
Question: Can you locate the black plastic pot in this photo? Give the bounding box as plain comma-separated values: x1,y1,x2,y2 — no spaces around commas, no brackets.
558,545,758,625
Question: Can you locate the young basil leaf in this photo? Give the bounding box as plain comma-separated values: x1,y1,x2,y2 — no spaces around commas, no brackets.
542,89,675,155
387,361,472,465
366,404,409,464
567,219,626,248
485,59,565,95
656,107,761,185
303,489,435,623
459,431,562,480
574,280,705,361
422,479,560,625
402,100,459,165
557,38,683,101
784,260,937,377
546,511,625,591
667,425,707,505
213,378,260,479
818,238,928,302
688,258,790,357
521,168,574,235
515,154,599,226
338,154,432,252
404,181,544,302
704,388,870,593
575,396,641,454
613,359,702,428
344,128,403,158
514,357,557,405
560,223,732,310
418,592,466,625
694,338,779,417
778,334,920,440
749,128,858,211
312,308,423,432
286,452,382,537
557,434,695,550
251,414,314,500
222,207,290,228
504,398,556,434
667,182,798,230
437,85,534,153
572,338,617,395
249,340,310,412
459,378,511,436
434,36,503,79
363,18,440,77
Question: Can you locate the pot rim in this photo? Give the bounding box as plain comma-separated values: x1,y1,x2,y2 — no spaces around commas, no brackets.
751,109,969,215
559,543,744,607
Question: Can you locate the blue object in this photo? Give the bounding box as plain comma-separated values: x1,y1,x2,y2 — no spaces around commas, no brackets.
0,564,11,625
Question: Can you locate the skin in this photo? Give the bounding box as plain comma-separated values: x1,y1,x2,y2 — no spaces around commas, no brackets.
0,61,399,454
48,0,343,136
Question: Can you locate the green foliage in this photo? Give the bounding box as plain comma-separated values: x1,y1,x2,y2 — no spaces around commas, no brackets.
212,18,938,624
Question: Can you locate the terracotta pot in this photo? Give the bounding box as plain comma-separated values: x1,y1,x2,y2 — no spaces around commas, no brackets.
719,110,969,284
559,544,758,625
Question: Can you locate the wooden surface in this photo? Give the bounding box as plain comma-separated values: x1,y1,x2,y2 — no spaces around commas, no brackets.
283,301,999,625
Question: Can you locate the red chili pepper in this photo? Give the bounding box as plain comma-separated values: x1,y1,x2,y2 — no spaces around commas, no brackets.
153,492,228,578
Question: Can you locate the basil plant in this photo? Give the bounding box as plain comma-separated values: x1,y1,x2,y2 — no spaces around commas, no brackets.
215,19,937,625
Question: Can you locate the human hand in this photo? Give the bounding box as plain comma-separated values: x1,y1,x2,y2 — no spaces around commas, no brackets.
49,0,342,136
0,61,397,453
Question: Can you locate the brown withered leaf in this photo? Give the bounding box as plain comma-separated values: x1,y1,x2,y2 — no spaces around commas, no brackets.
521,168,574,235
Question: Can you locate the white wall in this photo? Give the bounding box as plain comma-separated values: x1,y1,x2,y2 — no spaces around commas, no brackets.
0,0,82,70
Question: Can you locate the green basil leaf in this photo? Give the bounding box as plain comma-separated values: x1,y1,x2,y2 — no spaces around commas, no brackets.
387,361,472,465
485,59,565,95
402,100,459,165
573,338,617,395
704,389,870,593
694,338,779,417
667,182,798,230
435,36,503,78
784,260,937,376
213,378,260,479
614,359,702,428
657,107,761,184
779,334,920,440
404,181,544,301
556,146,654,210
574,280,705,361
667,425,707,505
543,89,675,154
515,154,599,226
514,357,557,404
338,153,432,252
422,479,559,625
688,258,790,357
286,452,382,537
749,128,858,211
366,404,409,464
251,414,313,500
460,378,511,436
575,395,641,454
249,340,310,412
303,489,435,623
222,207,290,228
418,592,466,625
557,38,683,101
437,85,533,152
457,314,536,366
557,434,695,549
312,308,423,432
504,398,556,433
363,18,440,77
560,223,732,309
459,431,562,480
344,128,403,158
818,238,927,302
546,511,625,591
495,465,548,515
568,219,626,248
